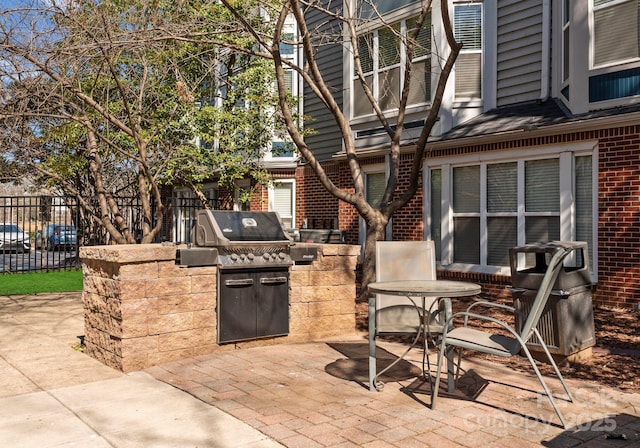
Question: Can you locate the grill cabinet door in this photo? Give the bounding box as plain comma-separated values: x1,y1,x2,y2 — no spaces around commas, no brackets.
256,269,289,338
218,271,256,343
218,268,290,344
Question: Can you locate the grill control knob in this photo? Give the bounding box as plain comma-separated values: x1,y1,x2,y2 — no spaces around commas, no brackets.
277,252,287,260
247,253,255,261
263,253,272,261
230,253,239,262
240,254,246,261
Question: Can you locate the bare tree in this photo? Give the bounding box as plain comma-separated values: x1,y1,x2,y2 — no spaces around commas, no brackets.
218,0,461,297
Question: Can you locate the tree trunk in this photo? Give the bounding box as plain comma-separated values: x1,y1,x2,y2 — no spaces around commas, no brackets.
359,213,388,302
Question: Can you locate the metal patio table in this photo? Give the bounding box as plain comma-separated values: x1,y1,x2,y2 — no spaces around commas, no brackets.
368,280,482,393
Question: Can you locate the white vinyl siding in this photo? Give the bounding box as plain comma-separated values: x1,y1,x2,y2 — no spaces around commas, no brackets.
492,0,543,106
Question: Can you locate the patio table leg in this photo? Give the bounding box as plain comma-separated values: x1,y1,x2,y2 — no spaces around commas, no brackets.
447,346,455,393
368,295,376,391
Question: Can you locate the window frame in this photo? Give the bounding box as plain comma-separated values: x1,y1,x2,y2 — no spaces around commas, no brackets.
590,0,640,70
358,164,391,248
424,142,598,278
268,179,296,229
352,13,432,119
453,1,483,100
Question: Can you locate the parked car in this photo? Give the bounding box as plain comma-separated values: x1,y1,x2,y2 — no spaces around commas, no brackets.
35,224,78,251
0,223,31,253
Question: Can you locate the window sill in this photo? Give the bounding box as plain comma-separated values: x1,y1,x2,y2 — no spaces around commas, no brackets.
438,263,511,277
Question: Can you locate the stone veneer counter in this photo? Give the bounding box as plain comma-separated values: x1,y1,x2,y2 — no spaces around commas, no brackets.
80,243,360,372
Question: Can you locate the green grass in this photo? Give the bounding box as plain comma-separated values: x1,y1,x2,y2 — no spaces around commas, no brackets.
0,270,83,295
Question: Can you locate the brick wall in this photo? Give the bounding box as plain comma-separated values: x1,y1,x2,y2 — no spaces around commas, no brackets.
80,243,359,372
292,125,640,309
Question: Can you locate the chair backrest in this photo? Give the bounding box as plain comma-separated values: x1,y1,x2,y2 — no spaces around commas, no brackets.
375,240,436,333
519,246,573,341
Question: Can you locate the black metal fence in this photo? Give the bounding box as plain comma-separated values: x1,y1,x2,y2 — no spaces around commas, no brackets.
0,195,213,274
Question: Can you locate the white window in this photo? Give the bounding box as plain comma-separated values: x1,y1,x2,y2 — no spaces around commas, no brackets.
592,0,640,68
353,14,431,117
454,2,482,99
269,181,295,229
427,147,596,273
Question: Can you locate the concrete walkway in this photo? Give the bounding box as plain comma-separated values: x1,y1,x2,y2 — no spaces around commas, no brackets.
0,293,282,447
1,292,639,447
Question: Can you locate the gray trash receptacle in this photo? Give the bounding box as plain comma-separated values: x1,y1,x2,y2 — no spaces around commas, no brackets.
509,241,595,357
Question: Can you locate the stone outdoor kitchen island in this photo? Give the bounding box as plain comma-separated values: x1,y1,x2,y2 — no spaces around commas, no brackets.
80,243,359,372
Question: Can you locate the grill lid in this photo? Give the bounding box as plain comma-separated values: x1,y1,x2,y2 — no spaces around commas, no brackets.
195,210,292,247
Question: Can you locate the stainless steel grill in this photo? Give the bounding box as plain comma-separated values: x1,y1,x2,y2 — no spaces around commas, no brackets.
191,210,293,269
179,210,294,344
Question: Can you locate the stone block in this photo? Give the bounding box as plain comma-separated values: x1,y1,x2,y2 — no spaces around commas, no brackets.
149,312,194,335
120,298,157,319
117,262,159,280
118,280,148,300
121,353,151,372
80,244,177,264
157,295,193,315
289,302,309,320
122,335,159,358
190,274,217,294
319,245,340,256
193,309,216,328
309,269,355,286
289,270,310,286
158,260,188,278
190,292,216,311
157,328,202,351
308,300,354,318
148,348,196,367
120,313,151,338
145,277,191,297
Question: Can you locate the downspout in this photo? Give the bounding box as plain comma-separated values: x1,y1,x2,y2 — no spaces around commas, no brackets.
539,0,551,102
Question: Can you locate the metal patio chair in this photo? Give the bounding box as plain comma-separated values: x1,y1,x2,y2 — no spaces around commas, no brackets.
431,244,575,428
372,240,451,389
